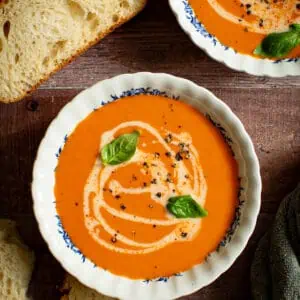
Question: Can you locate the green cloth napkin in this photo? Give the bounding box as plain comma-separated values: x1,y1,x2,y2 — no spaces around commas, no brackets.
251,185,300,300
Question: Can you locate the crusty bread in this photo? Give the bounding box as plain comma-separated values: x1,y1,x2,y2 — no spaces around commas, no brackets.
61,273,116,300
0,0,146,103
0,219,35,300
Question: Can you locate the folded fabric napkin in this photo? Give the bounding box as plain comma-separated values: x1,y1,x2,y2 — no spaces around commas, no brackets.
251,185,300,300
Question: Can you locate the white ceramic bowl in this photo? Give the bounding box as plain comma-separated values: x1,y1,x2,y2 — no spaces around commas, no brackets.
169,0,300,77
32,73,261,300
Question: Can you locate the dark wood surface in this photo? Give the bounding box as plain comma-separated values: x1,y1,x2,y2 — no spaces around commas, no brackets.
0,1,299,299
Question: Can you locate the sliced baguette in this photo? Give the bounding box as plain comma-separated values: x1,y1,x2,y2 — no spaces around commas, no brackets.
0,0,146,103
61,273,116,300
0,219,35,300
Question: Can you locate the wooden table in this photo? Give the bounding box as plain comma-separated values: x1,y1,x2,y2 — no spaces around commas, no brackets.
0,1,299,299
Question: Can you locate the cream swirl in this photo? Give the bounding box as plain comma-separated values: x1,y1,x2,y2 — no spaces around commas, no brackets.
83,121,207,254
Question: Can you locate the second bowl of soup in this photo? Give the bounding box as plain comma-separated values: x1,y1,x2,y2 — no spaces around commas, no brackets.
169,0,300,76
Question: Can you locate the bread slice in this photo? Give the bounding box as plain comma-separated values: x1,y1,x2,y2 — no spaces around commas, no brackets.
0,219,35,300
0,0,146,103
61,273,116,300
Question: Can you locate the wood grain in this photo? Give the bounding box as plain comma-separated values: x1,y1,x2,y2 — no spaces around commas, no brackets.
40,0,300,90
0,0,300,299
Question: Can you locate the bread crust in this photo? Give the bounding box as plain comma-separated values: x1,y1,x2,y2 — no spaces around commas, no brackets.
1,1,147,104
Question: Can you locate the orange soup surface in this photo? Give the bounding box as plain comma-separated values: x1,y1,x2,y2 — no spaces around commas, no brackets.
55,95,239,279
189,0,300,57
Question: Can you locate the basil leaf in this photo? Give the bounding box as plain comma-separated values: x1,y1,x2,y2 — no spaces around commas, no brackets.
167,195,208,218
101,131,140,165
254,24,300,58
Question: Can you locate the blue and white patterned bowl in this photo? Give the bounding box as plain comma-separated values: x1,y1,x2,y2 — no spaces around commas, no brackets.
169,0,300,77
32,73,261,299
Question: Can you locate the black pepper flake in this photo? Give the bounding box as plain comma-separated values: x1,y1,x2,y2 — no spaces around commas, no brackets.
103,188,107,192
143,182,147,187
164,134,173,143
75,202,78,206
132,174,137,181
153,224,157,228
111,237,117,243
143,162,149,168
154,265,158,269
148,204,154,208
175,152,183,161
178,125,182,129
120,203,126,210
178,142,185,150
181,232,188,238
171,163,176,168
156,192,162,198
109,189,113,193
166,174,173,183
115,195,121,199
165,151,172,157
151,178,157,184
296,3,300,9
154,152,160,158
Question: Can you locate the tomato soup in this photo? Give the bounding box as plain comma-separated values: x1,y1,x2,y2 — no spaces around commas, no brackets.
55,95,239,279
189,0,300,57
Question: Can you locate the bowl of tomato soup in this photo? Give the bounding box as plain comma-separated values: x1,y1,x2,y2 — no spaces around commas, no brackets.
169,0,300,76
32,73,261,300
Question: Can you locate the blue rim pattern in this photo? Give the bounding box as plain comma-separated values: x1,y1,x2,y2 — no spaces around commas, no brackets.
56,215,86,262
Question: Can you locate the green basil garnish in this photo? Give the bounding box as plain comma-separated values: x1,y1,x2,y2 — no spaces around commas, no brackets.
254,24,300,58
166,195,208,218
101,131,140,165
